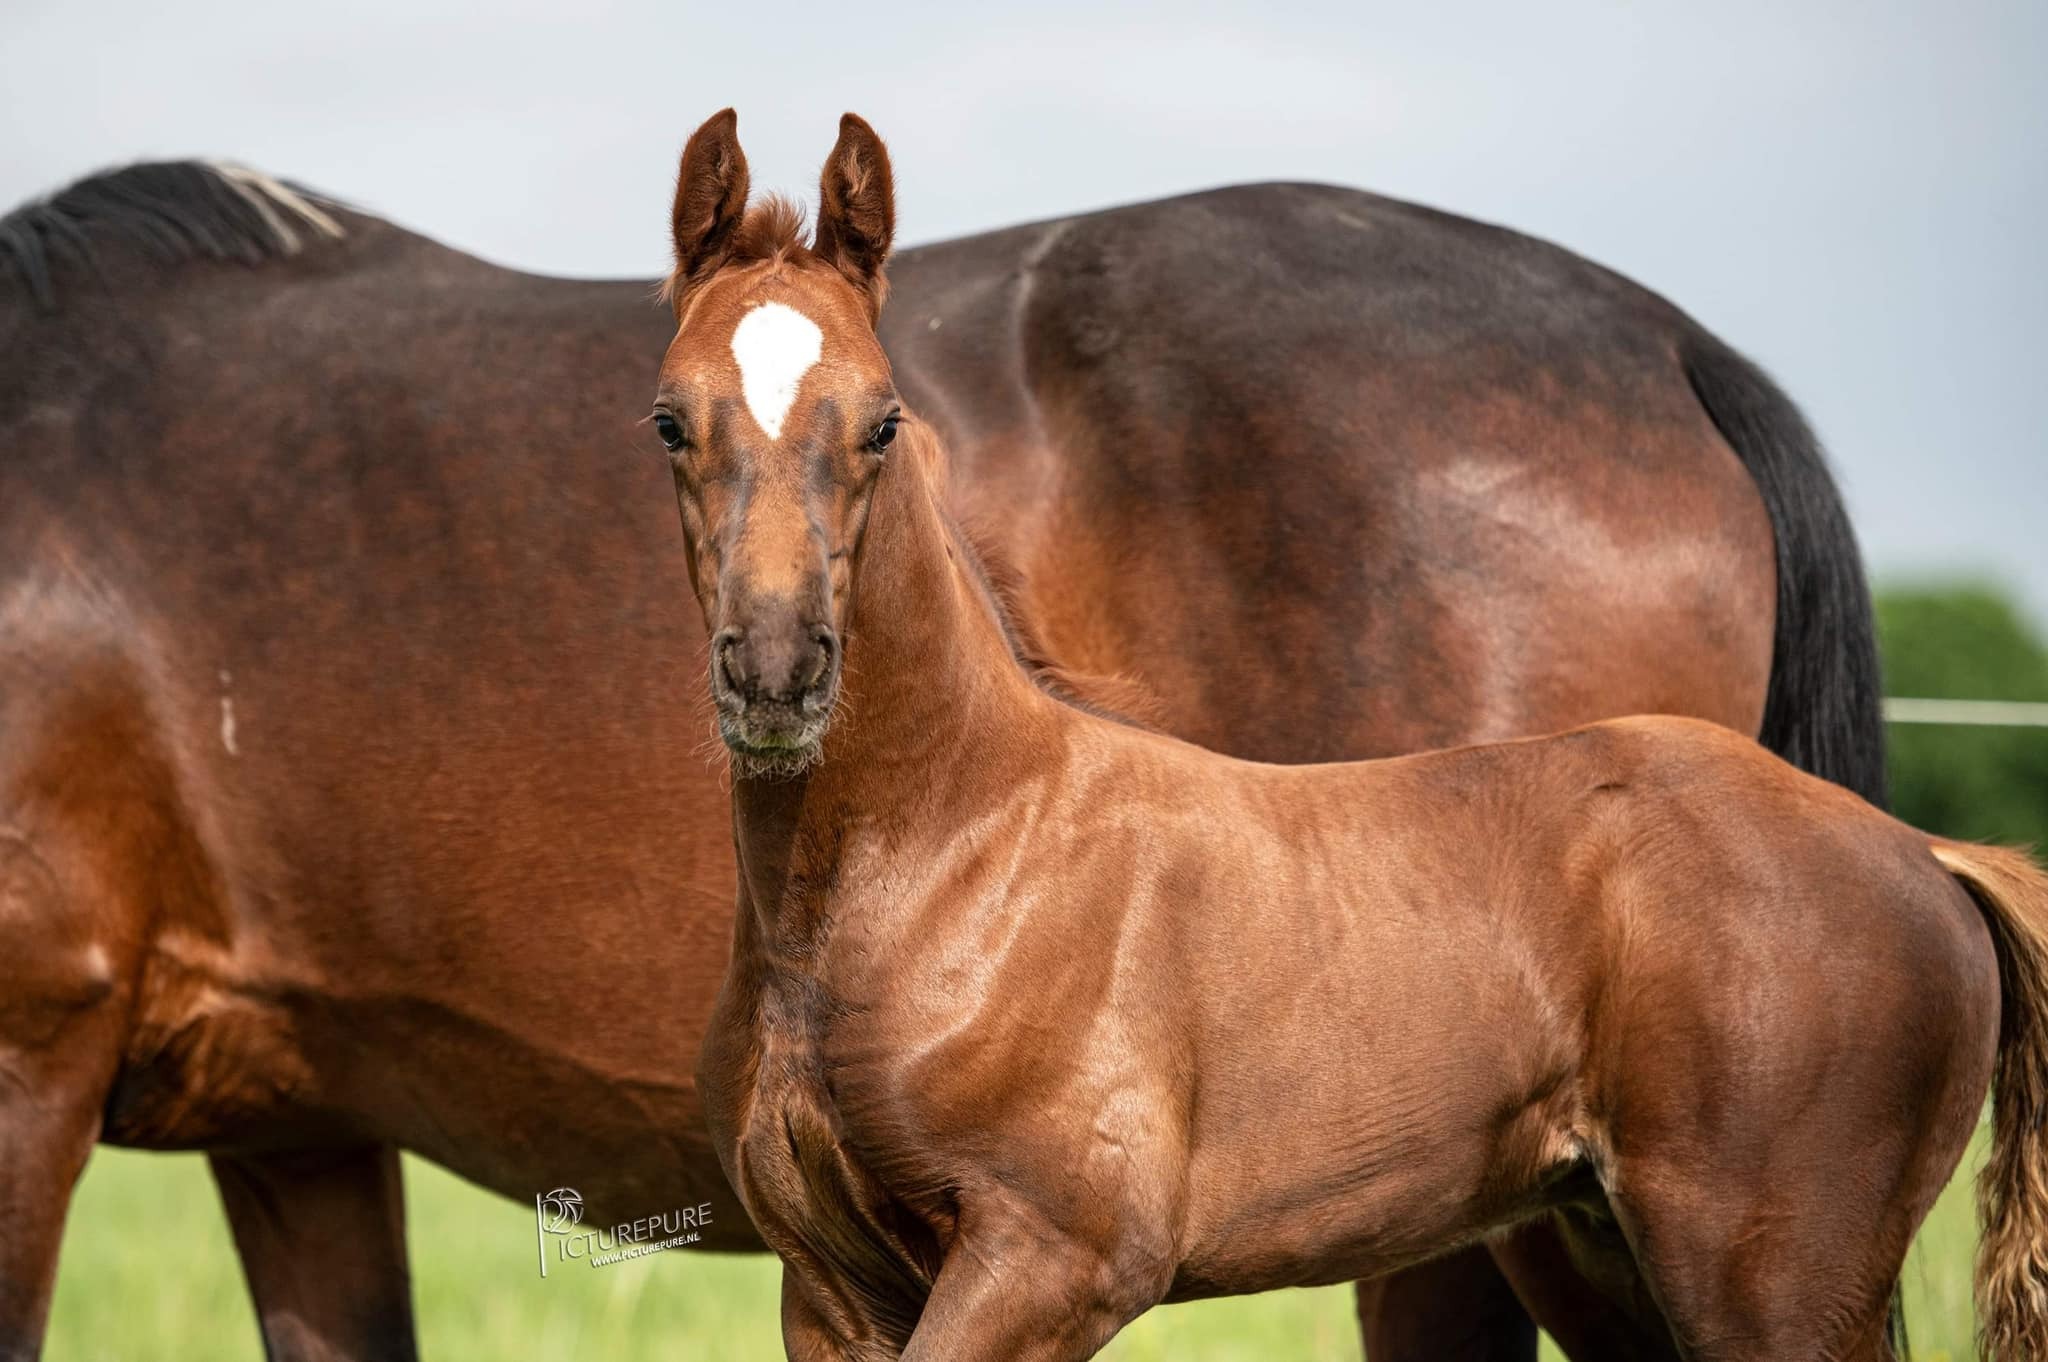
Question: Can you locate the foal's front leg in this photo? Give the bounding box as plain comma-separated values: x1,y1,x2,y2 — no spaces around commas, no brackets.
896,1213,1170,1362
782,1269,863,1362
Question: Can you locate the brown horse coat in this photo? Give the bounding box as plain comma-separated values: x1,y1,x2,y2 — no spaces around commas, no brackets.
688,303,2038,1362
656,117,2044,1361
2,117,1878,1359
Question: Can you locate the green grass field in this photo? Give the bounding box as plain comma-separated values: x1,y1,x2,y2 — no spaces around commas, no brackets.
46,1129,1985,1361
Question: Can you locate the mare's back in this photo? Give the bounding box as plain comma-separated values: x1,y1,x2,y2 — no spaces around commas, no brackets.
881,182,1780,767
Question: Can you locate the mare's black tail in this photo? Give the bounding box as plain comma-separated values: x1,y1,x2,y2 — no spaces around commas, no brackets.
1682,332,1887,808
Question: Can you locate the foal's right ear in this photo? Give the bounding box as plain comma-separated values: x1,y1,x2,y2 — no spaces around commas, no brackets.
667,108,751,315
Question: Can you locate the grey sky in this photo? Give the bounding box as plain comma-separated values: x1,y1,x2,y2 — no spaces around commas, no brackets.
6,0,2043,637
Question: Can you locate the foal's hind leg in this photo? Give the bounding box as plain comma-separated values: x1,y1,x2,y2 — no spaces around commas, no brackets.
210,1144,419,1362
1596,1056,1978,1362
1600,1174,1902,1362
1599,953,1994,1354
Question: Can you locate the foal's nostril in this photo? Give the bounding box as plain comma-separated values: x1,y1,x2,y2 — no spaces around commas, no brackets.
712,629,746,699
794,629,838,707
808,628,838,688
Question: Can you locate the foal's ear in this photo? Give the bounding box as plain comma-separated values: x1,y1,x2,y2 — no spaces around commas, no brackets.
667,108,751,314
812,113,895,318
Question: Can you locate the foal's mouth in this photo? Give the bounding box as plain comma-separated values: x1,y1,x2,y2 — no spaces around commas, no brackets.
716,705,831,779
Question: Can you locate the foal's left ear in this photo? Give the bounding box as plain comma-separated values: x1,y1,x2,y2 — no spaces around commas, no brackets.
812,113,895,319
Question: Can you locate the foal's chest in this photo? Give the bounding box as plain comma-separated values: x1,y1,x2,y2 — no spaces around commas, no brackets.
724,976,944,1324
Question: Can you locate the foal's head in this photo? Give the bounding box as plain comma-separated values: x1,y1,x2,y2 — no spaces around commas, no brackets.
651,110,899,777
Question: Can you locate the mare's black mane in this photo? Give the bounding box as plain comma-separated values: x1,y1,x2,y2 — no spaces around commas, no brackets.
1,161,342,309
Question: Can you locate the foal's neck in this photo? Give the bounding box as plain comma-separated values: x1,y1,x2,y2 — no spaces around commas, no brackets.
730,434,1061,942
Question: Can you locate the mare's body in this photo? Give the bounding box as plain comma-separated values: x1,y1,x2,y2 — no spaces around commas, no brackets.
0,142,1877,1360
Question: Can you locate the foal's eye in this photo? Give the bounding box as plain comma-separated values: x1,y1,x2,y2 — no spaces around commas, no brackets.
652,412,685,451
867,415,900,453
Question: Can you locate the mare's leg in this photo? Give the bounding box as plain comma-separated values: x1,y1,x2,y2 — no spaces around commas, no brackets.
0,677,141,1358
0,876,115,1362
0,827,127,1357
0,1042,106,1362
1353,1247,1537,1362
1489,1211,1682,1362
210,1145,419,1362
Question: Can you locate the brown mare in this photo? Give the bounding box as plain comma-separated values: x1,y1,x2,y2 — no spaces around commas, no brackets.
0,119,1880,1361
657,114,2048,1361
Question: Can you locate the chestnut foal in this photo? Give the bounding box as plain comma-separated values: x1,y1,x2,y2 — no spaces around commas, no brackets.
655,118,2048,1361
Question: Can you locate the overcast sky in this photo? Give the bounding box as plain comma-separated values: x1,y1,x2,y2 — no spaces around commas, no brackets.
6,0,2043,641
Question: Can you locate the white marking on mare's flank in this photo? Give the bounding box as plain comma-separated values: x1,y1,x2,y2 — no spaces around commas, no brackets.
218,668,239,757
730,303,823,440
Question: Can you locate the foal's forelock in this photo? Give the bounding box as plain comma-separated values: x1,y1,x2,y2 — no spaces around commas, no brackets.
658,194,810,314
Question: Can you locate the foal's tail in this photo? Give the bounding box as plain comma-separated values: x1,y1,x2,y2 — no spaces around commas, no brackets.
1932,839,2048,1360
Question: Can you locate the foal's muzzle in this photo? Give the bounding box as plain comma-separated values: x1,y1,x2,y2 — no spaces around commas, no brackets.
709,616,840,770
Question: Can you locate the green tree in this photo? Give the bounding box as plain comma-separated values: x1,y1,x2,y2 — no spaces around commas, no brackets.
1877,582,2048,846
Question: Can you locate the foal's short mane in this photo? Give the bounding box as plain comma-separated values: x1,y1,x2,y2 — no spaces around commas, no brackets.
0,161,345,310
916,428,1165,731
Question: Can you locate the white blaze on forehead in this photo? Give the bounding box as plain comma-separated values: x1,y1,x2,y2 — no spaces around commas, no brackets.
730,302,824,440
